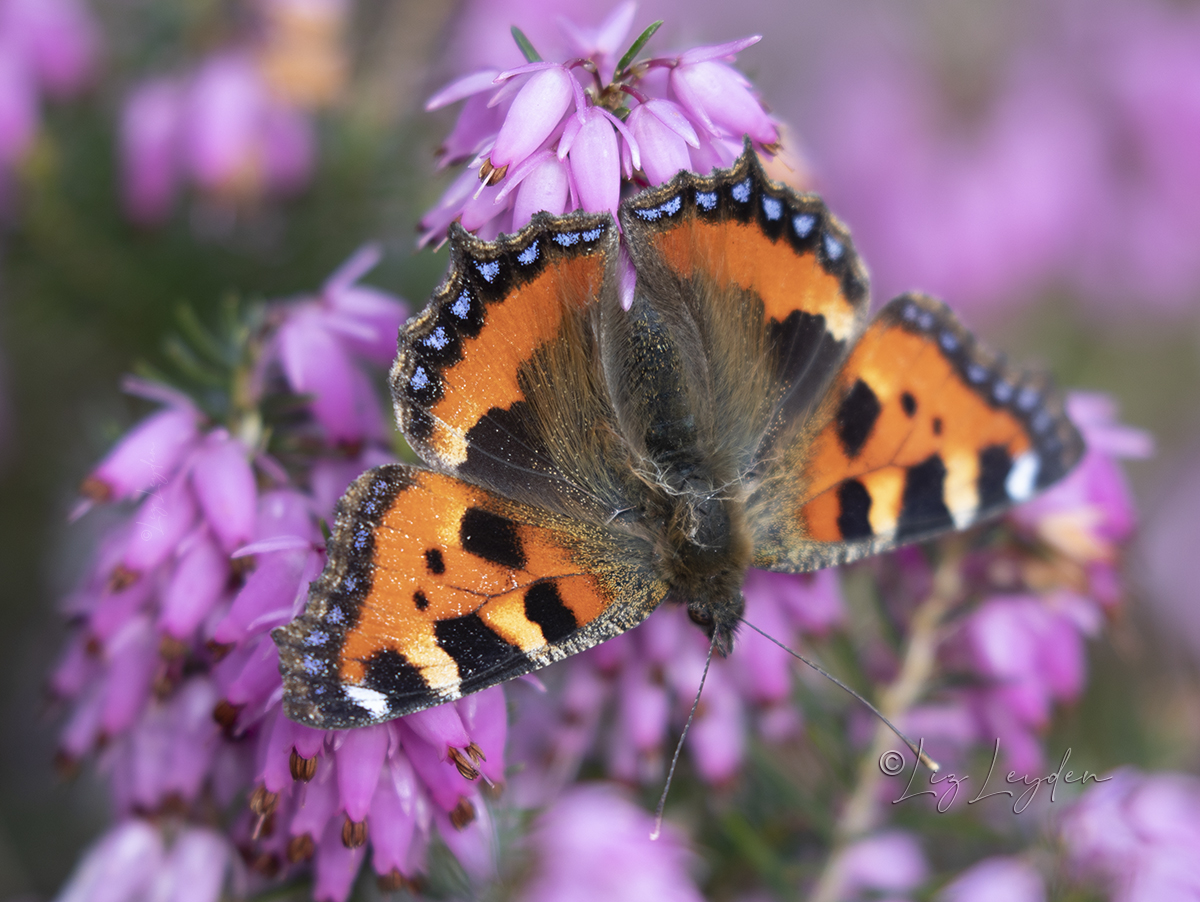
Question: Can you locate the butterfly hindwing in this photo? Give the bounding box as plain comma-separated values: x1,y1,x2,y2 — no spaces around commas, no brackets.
749,293,1085,571
391,214,631,520
274,465,665,728
618,148,871,471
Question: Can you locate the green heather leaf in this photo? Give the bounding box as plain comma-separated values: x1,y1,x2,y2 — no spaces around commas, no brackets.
616,20,663,74
511,26,543,63
175,304,228,369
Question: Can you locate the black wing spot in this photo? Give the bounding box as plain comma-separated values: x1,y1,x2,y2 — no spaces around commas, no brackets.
901,392,917,417
977,445,1014,511
423,548,445,575
524,581,578,644
364,648,428,697
896,454,954,540
435,613,515,681
459,507,525,570
837,479,873,540
413,590,429,611
932,417,943,436
837,380,881,459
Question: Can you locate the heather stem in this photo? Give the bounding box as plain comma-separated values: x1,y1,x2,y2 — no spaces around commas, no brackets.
808,539,966,902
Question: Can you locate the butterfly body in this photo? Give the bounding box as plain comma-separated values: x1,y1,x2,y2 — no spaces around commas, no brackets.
274,145,1082,729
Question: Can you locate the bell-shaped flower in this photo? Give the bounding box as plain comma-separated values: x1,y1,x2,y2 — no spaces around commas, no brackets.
488,64,577,175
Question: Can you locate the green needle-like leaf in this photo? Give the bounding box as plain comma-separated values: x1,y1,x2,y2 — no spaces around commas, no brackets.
511,26,543,62
616,20,663,74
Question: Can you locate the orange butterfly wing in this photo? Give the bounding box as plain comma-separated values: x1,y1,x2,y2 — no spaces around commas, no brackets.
750,293,1084,571
275,466,664,728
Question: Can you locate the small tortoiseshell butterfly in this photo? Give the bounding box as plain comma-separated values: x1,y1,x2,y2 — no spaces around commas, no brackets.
274,145,1083,729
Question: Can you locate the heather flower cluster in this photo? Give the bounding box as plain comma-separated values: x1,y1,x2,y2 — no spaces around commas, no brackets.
420,2,778,244
119,0,350,224
0,0,97,174
55,253,516,900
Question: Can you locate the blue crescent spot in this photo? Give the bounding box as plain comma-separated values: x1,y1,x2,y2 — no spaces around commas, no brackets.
582,226,604,242
696,190,717,211
967,363,988,384
554,231,580,246
762,196,783,221
302,654,322,675
731,179,752,202
517,241,539,265
410,366,429,390
822,233,845,261
305,630,328,646
327,608,344,625
939,330,960,352
916,309,935,330
993,380,1014,403
451,291,471,319
475,260,500,282
793,213,816,237
425,326,449,350
1017,387,1040,411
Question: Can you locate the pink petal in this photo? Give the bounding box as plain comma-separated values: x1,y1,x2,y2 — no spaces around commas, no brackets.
336,724,390,822
490,66,575,170
160,531,227,639
191,433,257,554
426,69,501,111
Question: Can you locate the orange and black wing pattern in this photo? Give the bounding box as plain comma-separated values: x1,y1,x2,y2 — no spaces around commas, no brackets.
750,293,1084,571
391,213,630,520
618,147,870,469
274,465,664,728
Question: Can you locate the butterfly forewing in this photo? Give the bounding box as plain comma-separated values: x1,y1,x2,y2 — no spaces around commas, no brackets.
619,149,871,472
391,214,631,520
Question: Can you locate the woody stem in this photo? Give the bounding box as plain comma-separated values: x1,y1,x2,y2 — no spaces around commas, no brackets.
808,540,966,902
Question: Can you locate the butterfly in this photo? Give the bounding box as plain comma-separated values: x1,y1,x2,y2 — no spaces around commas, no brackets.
273,144,1083,729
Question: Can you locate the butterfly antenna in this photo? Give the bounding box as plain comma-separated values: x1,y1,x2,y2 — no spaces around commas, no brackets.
650,631,717,841
739,618,940,773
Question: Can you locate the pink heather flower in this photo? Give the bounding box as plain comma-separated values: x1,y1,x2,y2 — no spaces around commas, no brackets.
626,99,698,185
670,38,777,146
56,258,502,901
937,857,1045,902
1011,393,1151,603
521,784,703,902
119,49,315,224
489,64,577,172
269,245,405,445
1060,768,1200,901
827,830,929,901
120,78,185,225
184,53,314,198
79,399,202,504
0,0,98,99
0,37,36,167
420,12,776,244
